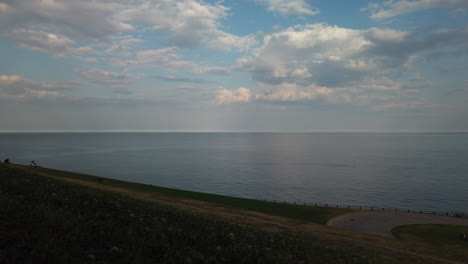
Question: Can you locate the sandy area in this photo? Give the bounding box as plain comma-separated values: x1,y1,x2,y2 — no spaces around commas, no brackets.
327,211,468,237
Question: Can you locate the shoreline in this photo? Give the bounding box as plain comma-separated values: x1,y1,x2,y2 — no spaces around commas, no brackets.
9,162,466,217
8,163,352,225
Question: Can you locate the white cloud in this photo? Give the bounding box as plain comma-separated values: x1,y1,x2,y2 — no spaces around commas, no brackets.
7,29,96,57
0,75,186,105
363,0,468,20
255,0,319,16
0,0,133,40
105,36,144,53
1,0,256,56
91,47,232,76
215,87,252,104
234,23,467,107
236,24,379,87
0,75,77,101
94,47,191,69
122,0,257,51
357,78,402,91
189,66,232,75
76,68,136,86
0,75,77,91
238,23,467,86
255,82,333,101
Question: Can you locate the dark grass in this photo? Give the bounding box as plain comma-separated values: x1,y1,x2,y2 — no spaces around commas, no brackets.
0,164,369,263
17,165,351,225
392,225,468,263
392,224,468,258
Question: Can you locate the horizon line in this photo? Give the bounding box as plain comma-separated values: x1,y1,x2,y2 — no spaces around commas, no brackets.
1,130,468,133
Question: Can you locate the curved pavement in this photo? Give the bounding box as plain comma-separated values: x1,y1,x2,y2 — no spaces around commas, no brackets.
327,211,468,237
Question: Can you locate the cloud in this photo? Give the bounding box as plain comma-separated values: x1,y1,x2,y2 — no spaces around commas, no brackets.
0,75,77,101
0,75,186,106
122,0,257,51
91,47,232,76
255,82,333,101
215,87,252,104
105,36,144,53
236,24,401,87
0,75,78,91
363,0,468,20
234,23,467,108
6,29,96,57
252,78,404,105
255,0,319,16
188,66,232,76
152,75,213,84
76,68,136,86
237,23,467,85
0,0,133,40
1,0,256,55
93,47,192,69
371,99,437,110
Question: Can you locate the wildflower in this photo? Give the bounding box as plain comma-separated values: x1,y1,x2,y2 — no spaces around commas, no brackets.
228,233,235,240
51,193,57,196
88,254,96,260
111,246,121,252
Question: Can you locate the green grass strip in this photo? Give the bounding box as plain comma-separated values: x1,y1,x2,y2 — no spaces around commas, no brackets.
18,165,350,224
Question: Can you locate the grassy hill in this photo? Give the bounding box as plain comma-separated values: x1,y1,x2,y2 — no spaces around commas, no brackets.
15,164,351,225
0,164,368,263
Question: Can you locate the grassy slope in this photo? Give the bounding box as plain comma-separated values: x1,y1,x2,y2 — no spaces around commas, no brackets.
0,164,369,263
392,224,468,261
17,165,351,225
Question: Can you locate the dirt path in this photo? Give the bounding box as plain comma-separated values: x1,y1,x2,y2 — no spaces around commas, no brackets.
327,211,468,238
27,168,468,264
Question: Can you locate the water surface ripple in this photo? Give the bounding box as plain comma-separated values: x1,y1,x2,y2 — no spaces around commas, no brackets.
1,133,467,213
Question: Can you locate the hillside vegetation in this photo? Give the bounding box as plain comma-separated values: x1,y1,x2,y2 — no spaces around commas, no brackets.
0,164,368,263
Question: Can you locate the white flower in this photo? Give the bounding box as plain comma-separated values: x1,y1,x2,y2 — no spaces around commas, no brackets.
111,246,121,252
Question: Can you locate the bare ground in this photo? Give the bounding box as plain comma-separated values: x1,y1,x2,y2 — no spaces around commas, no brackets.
327,211,468,238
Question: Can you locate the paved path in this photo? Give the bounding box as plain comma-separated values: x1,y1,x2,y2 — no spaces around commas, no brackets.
327,211,468,237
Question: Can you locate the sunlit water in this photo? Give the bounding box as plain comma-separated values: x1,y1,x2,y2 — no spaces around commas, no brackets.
1,133,467,213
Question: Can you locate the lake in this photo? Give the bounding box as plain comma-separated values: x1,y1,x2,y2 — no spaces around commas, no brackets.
1,132,467,213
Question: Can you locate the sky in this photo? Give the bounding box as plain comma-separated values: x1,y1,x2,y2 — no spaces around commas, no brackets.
0,0,467,132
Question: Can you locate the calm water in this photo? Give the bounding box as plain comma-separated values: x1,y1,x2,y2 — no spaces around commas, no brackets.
1,133,467,213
